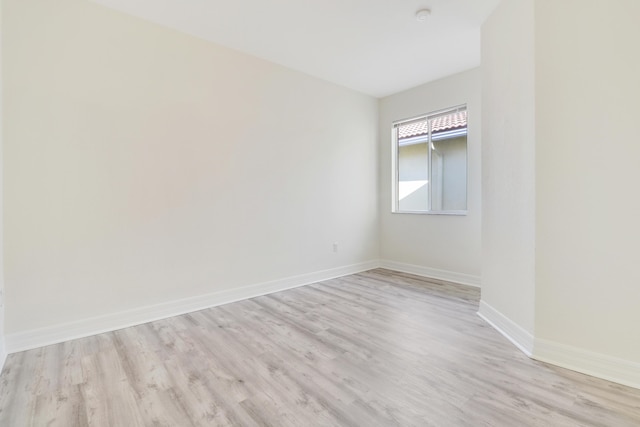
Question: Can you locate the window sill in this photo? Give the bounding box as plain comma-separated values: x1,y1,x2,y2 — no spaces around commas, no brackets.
392,210,468,216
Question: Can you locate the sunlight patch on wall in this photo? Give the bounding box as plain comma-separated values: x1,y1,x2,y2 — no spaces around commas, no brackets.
398,180,428,200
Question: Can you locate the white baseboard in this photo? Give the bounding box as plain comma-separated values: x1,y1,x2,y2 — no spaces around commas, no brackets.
477,300,534,357
9,262,638,392
6,260,379,354
379,259,480,287
534,338,640,390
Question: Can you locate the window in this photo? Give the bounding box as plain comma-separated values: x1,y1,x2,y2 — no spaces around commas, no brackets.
392,105,467,214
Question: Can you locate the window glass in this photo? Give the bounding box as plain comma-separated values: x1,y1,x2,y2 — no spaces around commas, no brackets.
393,106,467,214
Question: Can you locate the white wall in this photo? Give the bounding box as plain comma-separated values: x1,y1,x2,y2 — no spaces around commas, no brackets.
535,0,640,364
4,0,378,339
0,0,6,367
379,69,481,285
479,0,536,342
481,0,640,388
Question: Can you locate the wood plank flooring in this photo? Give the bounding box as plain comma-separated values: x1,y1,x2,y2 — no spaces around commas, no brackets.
0,269,639,426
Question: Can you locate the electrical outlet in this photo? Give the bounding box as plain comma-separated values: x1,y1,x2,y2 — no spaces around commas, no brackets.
333,242,339,253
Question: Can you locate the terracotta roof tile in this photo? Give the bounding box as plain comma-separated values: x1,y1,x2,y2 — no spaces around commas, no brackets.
398,111,467,139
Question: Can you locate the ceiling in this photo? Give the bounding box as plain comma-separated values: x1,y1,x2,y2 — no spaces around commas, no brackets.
91,0,500,98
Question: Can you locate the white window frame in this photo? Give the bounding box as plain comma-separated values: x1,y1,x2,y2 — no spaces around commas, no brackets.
391,105,468,215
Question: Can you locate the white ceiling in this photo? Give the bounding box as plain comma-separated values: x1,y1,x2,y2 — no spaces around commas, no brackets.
92,0,500,98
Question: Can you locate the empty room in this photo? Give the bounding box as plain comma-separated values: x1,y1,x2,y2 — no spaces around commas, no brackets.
1,0,639,425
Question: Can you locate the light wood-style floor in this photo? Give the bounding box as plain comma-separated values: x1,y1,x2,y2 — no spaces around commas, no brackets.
1,269,639,426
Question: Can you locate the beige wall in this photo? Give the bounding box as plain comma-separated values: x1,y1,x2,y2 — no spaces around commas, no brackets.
4,0,378,334
397,143,428,211
379,69,481,281
535,0,640,362
398,143,428,182
432,136,467,211
480,0,536,336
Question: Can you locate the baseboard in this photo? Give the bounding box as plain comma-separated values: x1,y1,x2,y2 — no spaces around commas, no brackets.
6,260,379,354
478,300,640,390
477,300,534,357
379,259,480,287
534,338,640,390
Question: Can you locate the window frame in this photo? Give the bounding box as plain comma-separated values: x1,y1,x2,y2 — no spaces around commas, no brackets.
391,104,468,216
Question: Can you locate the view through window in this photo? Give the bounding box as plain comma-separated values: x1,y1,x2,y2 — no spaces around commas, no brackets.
392,106,467,214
